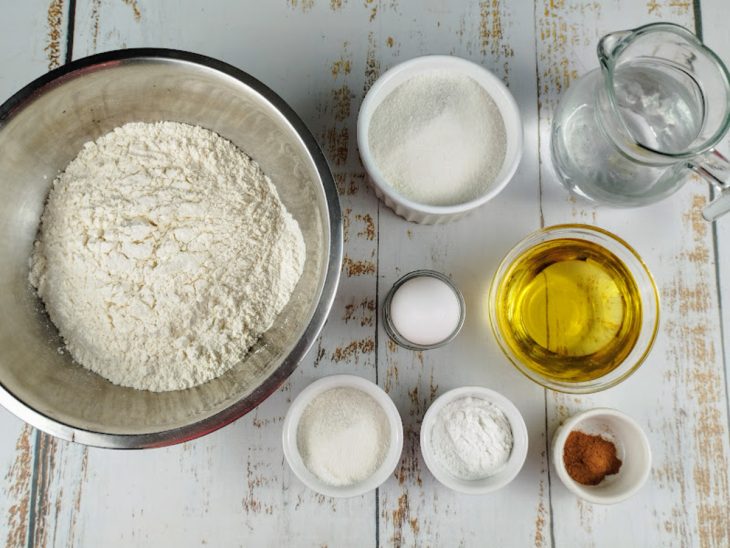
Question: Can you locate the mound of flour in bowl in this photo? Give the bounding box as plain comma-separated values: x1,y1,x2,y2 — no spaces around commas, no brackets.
29,121,305,392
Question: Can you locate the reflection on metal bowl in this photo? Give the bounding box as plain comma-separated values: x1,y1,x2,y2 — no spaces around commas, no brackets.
0,49,342,448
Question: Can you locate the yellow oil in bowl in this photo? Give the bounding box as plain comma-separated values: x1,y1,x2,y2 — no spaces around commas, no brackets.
494,238,642,383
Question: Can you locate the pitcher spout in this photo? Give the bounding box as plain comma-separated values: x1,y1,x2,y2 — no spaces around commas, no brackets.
597,30,633,70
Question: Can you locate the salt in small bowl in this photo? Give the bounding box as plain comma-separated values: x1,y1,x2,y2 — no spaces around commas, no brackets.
383,269,466,351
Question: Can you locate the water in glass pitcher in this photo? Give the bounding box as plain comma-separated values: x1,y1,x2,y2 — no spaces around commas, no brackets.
552,60,705,205
613,61,704,152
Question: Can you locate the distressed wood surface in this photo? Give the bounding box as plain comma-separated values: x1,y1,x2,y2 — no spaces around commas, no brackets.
0,3,72,548
535,1,730,547
0,1,729,547
704,0,730,500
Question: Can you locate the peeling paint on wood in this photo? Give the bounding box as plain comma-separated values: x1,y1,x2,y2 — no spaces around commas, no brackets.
342,297,375,326
45,0,65,69
330,337,374,362
29,433,59,548
121,0,142,21
389,493,412,546
355,213,375,240
675,197,730,547
331,85,352,122
323,126,348,165
90,0,102,50
66,448,88,548
334,172,364,196
242,459,275,515
536,0,729,546
479,0,514,63
288,0,315,13
646,0,691,16
364,0,377,22
3,1,730,546
331,53,352,78
363,31,380,93
342,256,376,276
342,206,352,242
3,426,32,548
536,0,596,113
534,478,547,547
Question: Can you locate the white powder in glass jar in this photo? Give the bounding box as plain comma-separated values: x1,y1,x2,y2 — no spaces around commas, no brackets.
389,274,462,347
368,70,507,206
29,121,305,392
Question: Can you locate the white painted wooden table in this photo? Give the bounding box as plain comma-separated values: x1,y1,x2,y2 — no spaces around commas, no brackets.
1,1,729,546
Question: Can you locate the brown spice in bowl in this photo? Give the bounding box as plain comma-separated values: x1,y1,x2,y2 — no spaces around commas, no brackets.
563,430,622,485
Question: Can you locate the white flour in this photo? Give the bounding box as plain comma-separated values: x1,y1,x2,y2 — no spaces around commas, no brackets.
297,387,390,486
30,121,305,392
430,396,513,479
368,70,507,206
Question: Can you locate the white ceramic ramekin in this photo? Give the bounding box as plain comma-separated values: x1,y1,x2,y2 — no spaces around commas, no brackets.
282,375,404,498
551,408,652,504
420,386,528,494
357,55,523,224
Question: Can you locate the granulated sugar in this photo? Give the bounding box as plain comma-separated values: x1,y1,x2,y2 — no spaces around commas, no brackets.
368,70,507,206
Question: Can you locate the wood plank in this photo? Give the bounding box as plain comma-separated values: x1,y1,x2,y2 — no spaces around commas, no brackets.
0,422,33,548
701,0,730,476
0,1,71,547
2,1,729,546
371,1,549,546
534,1,730,546
34,0,382,545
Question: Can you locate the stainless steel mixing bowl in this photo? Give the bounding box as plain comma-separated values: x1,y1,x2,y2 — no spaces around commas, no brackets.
0,49,342,448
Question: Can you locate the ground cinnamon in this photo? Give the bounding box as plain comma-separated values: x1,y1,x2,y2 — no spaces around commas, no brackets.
563,430,622,485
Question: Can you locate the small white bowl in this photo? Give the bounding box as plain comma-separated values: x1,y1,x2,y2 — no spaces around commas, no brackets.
357,55,523,224
420,386,528,494
282,374,404,498
551,408,652,504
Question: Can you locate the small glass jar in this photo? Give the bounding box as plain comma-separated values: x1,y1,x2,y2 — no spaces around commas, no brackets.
383,270,466,351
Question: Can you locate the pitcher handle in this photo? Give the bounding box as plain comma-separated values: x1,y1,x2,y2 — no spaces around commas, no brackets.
689,149,730,221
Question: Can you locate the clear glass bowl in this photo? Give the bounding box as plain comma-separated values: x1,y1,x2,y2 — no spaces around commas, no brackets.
488,224,659,394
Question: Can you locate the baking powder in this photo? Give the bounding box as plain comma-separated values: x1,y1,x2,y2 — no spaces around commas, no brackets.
430,396,513,480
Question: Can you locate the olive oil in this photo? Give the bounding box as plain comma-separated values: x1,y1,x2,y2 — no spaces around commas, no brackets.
495,238,642,383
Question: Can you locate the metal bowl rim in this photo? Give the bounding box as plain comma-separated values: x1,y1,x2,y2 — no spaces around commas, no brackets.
0,47,343,449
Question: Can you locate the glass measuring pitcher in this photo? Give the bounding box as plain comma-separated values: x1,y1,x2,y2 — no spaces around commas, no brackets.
551,23,730,220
